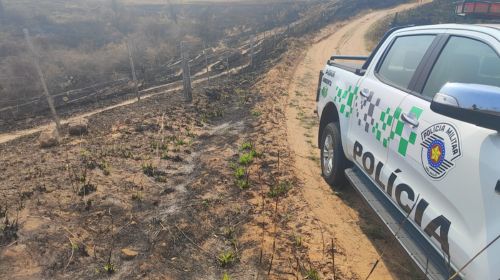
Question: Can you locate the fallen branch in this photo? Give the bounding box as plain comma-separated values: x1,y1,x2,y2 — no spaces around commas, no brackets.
64,235,75,272
0,240,18,248
171,223,214,259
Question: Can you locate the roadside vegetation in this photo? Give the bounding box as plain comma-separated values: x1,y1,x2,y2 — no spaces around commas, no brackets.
366,0,482,49
335,0,411,20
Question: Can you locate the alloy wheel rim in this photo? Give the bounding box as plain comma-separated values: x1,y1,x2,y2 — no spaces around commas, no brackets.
322,135,334,176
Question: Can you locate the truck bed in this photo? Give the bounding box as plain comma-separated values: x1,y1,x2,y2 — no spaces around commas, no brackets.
327,55,368,76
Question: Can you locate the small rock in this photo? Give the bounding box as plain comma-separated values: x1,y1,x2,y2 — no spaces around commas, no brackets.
39,128,59,148
121,248,139,260
68,118,89,136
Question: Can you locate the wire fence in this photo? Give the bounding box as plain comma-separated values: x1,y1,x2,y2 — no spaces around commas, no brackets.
0,32,278,122
0,0,341,127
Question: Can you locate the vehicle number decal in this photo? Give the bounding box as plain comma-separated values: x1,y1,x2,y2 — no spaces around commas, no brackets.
325,69,336,78
322,77,332,86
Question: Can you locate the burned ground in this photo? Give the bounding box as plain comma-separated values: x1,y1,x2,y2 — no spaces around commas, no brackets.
0,74,258,279
0,39,356,279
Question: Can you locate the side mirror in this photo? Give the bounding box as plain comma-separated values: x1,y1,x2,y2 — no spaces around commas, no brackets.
430,83,500,132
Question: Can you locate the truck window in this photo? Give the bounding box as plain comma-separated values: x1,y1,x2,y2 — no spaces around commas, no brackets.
377,35,435,90
422,36,500,98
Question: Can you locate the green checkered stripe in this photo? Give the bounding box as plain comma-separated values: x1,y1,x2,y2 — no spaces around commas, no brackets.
333,85,358,118
373,106,423,156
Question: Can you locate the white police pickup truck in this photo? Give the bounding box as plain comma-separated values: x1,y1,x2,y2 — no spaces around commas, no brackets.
316,24,500,279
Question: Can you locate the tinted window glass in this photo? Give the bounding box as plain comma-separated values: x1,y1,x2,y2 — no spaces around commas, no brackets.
422,36,500,98
378,35,435,89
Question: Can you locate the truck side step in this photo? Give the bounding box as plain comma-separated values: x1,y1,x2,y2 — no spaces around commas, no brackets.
345,167,459,280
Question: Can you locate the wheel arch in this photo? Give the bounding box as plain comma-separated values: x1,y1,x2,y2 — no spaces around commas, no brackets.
318,102,340,149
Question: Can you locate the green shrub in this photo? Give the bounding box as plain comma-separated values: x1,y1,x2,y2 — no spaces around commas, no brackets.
218,251,236,267
234,167,246,179
238,153,254,166
240,142,253,151
305,268,320,280
268,180,292,198
236,179,250,190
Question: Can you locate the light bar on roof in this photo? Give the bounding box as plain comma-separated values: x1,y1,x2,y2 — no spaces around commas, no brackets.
455,0,500,17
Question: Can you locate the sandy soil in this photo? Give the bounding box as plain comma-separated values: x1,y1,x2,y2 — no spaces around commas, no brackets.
283,1,431,279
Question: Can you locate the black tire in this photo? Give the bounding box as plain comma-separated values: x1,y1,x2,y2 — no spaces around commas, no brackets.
320,122,348,186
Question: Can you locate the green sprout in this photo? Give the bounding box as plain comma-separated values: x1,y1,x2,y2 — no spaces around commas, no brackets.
234,167,246,179
103,263,115,274
238,153,254,165
218,251,236,267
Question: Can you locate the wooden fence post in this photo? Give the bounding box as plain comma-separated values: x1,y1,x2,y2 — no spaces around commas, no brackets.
126,41,140,101
23,28,61,134
180,41,192,102
203,41,210,86
225,55,230,80
250,36,255,69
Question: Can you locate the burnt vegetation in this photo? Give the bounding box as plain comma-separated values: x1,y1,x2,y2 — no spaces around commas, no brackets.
0,0,413,121
0,0,308,109
0,0,418,134
0,0,426,279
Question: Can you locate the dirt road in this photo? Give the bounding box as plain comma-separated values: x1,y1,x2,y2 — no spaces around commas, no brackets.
285,1,430,279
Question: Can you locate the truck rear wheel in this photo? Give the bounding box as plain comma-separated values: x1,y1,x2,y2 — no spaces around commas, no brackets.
320,122,347,186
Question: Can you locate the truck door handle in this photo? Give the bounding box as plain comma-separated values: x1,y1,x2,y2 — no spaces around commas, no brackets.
401,113,419,128
360,89,370,98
